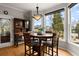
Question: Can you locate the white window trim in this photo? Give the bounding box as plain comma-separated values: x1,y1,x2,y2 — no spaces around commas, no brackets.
68,6,71,42
64,7,68,42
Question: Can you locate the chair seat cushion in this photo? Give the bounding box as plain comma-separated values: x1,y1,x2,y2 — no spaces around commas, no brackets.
31,40,39,46
43,40,57,47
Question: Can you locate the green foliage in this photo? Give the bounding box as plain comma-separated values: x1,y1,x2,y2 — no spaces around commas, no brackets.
38,28,44,32
75,23,79,38
75,23,79,33
53,11,64,32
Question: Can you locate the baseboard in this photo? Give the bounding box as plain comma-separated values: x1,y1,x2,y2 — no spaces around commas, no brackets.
0,43,13,48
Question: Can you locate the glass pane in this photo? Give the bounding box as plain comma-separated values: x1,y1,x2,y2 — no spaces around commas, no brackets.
44,10,64,40
45,14,53,33
53,10,64,40
33,18,43,33
71,4,79,44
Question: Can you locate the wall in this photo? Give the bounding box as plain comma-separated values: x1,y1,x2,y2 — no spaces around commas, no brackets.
24,11,33,31
0,5,25,19
67,42,79,55
43,3,68,14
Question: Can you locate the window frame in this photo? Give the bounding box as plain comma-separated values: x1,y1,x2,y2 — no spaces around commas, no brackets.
68,3,79,44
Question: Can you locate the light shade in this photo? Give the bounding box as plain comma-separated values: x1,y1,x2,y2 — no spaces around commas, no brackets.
33,4,42,20
33,14,42,20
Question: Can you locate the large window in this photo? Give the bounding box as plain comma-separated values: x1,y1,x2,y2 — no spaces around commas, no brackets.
70,3,79,44
45,9,64,40
33,18,43,33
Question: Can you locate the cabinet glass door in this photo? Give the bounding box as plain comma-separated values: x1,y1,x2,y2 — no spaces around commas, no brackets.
0,19,10,43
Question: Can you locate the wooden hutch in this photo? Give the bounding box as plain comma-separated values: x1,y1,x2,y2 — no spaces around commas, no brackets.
13,18,30,46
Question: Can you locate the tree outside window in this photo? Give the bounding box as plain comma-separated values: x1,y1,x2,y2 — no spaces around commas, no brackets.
53,10,64,40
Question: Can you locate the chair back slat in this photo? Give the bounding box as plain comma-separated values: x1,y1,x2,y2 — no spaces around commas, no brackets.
53,33,59,47
23,32,31,44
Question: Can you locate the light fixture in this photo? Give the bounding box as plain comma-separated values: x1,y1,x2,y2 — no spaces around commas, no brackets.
33,4,42,20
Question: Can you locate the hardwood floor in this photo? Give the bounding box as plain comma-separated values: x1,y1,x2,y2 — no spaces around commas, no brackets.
0,44,72,56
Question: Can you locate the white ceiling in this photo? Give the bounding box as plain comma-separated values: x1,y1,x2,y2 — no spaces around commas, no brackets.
0,3,60,12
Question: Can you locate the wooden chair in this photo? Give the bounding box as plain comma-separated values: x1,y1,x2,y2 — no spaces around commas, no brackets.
23,32,32,56
43,33,59,56
23,32,42,56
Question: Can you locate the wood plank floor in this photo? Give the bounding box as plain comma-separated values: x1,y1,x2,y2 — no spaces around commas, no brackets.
0,44,72,56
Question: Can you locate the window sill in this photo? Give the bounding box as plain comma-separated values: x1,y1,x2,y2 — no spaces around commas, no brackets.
69,42,79,47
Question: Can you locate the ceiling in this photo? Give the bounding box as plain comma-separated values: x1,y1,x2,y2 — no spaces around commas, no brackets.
0,3,60,12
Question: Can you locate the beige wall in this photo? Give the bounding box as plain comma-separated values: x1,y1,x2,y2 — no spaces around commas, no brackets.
0,5,25,19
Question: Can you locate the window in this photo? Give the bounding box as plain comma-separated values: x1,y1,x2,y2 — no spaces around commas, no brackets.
53,10,64,40
45,9,64,40
44,14,53,33
70,3,79,44
33,18,43,33
32,9,64,40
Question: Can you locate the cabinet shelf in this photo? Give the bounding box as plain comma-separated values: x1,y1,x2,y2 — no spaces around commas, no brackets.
15,26,23,29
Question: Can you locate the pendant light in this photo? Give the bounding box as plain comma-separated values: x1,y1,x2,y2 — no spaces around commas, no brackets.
33,4,42,20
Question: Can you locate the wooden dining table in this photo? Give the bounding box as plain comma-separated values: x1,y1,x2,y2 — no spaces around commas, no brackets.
30,33,54,56
15,32,54,56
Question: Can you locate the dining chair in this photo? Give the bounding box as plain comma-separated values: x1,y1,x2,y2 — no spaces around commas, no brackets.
23,32,42,56
23,32,32,56
43,33,59,56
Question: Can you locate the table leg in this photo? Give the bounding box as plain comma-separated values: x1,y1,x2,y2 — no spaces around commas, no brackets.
39,38,41,56
52,38,53,56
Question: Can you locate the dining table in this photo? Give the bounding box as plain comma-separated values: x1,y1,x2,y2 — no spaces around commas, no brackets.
30,33,54,56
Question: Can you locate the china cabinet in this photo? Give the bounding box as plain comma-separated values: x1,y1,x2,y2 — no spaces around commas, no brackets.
14,18,30,46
